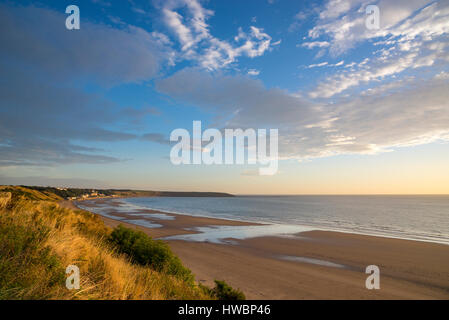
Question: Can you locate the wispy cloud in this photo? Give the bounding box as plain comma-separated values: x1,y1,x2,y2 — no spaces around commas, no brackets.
247,69,260,76
301,41,330,49
302,0,449,98
158,0,274,70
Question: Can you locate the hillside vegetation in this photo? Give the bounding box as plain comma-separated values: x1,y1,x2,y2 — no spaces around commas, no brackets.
20,186,234,199
0,186,240,300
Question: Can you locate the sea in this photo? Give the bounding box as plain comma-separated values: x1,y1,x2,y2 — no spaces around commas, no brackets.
80,195,449,245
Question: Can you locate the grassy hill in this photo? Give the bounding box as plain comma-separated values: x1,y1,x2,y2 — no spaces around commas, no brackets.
18,186,234,200
1,185,62,202
0,186,243,300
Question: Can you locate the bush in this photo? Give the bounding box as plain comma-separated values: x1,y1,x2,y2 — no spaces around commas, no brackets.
201,280,245,300
108,225,194,284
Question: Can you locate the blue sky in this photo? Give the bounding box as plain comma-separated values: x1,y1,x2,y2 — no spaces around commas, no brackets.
1,0,449,194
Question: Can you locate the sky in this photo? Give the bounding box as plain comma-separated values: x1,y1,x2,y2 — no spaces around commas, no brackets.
0,0,449,194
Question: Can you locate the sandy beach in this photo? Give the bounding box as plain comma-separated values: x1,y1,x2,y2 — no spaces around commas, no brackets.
66,199,449,300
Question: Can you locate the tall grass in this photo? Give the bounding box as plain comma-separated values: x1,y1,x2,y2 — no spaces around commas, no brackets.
0,188,210,300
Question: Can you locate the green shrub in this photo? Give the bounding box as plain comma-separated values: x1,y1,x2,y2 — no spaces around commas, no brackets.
108,225,194,284
201,280,245,300
212,280,245,300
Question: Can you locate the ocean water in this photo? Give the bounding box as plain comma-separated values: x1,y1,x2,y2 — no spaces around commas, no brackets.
122,195,449,245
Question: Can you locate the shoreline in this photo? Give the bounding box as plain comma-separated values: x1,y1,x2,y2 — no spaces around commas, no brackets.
77,196,449,246
63,198,449,299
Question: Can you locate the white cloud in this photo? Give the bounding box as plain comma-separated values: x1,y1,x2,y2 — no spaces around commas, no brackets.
307,61,345,68
132,7,146,14
304,1,449,98
156,69,449,161
309,52,421,98
247,69,260,76
318,0,362,20
163,9,196,51
307,0,436,55
435,71,449,80
308,62,329,68
159,0,274,70
302,41,330,49
155,1,449,163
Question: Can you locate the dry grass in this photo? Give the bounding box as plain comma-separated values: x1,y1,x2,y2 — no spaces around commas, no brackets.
0,187,211,300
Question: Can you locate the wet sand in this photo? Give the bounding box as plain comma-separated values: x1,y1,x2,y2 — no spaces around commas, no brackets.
65,198,449,299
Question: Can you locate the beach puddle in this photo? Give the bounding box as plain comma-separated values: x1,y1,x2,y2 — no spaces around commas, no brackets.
77,204,127,221
77,202,164,228
77,201,173,221
161,224,315,244
127,212,175,220
123,219,162,229
279,255,347,269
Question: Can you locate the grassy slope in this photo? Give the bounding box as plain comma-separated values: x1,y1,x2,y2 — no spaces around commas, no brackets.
20,186,234,199
0,186,211,300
